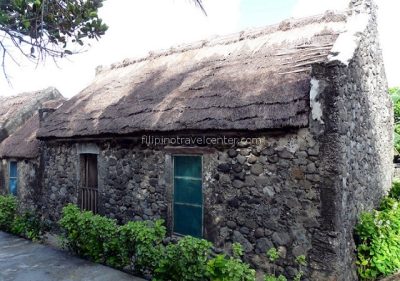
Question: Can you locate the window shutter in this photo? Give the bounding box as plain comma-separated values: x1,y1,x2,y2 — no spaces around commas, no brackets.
173,155,203,237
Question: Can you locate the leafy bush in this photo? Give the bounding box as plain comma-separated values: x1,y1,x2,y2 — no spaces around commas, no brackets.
0,195,17,231
11,211,48,241
355,182,400,280
59,204,123,267
206,244,256,281
389,180,400,200
119,219,166,273
153,236,212,281
59,204,262,281
264,248,307,281
390,88,400,154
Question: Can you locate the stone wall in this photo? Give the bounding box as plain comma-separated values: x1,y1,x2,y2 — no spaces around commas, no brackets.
40,143,80,223
0,158,39,211
39,130,323,279
308,1,393,279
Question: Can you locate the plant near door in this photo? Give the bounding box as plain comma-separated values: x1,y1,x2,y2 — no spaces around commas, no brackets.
59,204,123,266
153,236,212,281
119,219,166,274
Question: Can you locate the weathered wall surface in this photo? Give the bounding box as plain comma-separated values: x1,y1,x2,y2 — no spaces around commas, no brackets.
40,144,80,223
0,159,39,211
308,2,393,279
39,131,323,279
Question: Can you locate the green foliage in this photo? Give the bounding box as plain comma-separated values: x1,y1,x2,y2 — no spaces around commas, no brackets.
264,274,287,281
59,204,261,281
0,195,17,231
355,182,400,280
232,242,244,258
59,204,123,267
10,210,48,241
293,255,307,281
389,180,400,200
0,0,108,56
153,236,212,281
265,247,308,281
267,247,280,263
390,87,400,153
206,243,255,281
206,254,256,281
119,219,166,274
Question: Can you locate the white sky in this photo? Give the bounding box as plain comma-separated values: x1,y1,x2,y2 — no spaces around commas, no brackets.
0,0,398,98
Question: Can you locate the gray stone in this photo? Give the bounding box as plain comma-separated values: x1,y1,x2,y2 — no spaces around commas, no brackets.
272,232,291,246
263,186,275,197
232,180,244,188
250,164,264,176
255,238,273,254
278,149,294,159
254,228,264,238
232,231,253,253
237,155,247,165
228,149,238,158
227,221,237,229
247,155,258,164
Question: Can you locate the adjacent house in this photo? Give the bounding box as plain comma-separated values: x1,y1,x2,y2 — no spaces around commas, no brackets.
0,89,64,208
35,0,391,280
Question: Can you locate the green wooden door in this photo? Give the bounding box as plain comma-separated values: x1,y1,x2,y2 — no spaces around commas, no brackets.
173,155,203,237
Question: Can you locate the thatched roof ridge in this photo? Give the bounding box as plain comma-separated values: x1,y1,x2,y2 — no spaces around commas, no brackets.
0,87,63,142
38,12,348,139
0,98,64,159
100,12,347,74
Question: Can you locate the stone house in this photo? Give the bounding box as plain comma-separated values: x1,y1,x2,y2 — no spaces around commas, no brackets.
36,1,392,280
0,89,64,208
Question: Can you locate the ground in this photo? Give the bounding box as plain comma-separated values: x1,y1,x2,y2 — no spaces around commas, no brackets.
0,231,145,281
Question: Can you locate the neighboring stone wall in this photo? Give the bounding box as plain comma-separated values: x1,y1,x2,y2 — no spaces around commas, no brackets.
17,159,40,211
309,2,393,280
0,158,39,211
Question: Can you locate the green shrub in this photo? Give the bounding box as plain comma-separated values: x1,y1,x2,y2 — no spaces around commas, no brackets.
59,204,261,281
206,243,256,281
11,211,48,241
264,275,287,281
119,219,166,273
153,236,212,281
59,204,123,267
389,180,400,200
0,195,17,231
355,181,400,280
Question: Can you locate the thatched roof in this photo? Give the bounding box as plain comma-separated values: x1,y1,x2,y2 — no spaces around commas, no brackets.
38,12,348,139
0,98,64,159
0,88,63,142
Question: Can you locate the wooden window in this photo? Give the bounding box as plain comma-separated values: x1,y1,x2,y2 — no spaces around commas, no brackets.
80,154,98,213
173,155,203,237
9,161,17,196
